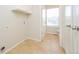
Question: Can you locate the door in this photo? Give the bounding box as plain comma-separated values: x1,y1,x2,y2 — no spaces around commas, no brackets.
60,6,74,53
72,6,79,53
61,5,79,54
64,6,74,53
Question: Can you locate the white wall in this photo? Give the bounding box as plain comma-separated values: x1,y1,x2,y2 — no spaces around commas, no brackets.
41,6,47,38
28,5,44,41
0,5,32,53
0,5,45,53
59,6,64,47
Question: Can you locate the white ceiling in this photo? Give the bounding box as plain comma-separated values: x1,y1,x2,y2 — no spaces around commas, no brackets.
46,5,59,9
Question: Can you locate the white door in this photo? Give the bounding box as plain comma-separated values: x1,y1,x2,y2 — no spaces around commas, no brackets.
60,6,74,53
60,5,79,54
63,6,74,53
61,5,79,54
72,6,79,53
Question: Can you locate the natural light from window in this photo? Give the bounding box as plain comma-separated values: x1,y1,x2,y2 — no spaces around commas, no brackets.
47,8,59,26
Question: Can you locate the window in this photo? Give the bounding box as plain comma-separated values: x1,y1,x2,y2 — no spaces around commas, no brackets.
47,8,59,26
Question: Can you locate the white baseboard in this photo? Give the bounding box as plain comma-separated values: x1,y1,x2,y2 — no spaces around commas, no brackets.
46,32,59,35
4,38,27,54
26,37,42,42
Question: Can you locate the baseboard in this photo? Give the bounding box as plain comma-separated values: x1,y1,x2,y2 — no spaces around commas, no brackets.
46,32,59,35
26,37,42,42
3,38,27,54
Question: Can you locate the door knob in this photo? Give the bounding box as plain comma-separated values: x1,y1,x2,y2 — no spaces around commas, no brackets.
76,26,79,31
72,26,79,31
72,27,76,30
66,25,76,30
72,26,77,30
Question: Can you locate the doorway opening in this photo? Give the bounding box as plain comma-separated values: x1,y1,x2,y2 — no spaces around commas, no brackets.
41,5,65,53
46,7,59,35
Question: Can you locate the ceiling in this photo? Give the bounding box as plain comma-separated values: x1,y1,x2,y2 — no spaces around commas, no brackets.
46,5,59,9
